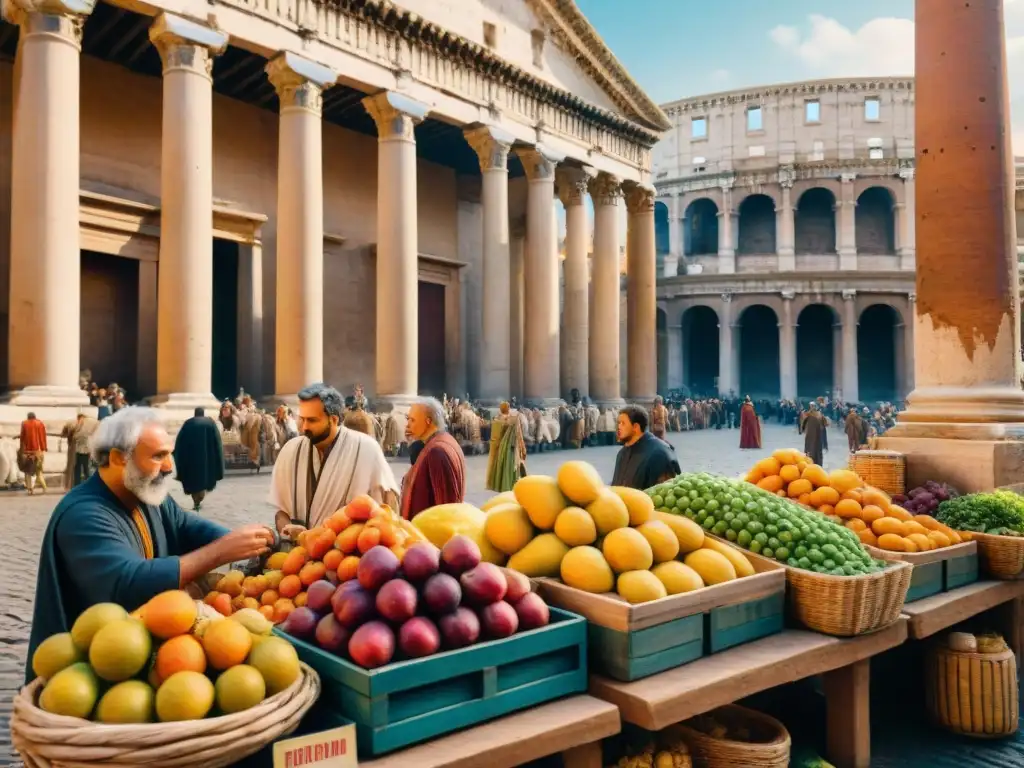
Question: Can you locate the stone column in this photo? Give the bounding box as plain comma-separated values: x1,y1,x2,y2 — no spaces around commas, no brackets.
625,182,657,403
832,323,843,400
150,14,227,408
840,290,859,403
779,291,797,400
777,181,796,271
465,125,514,403
905,292,916,395
898,168,916,270
267,52,336,402
237,241,264,397
136,260,158,398
837,173,858,270
588,172,624,406
667,321,683,390
718,293,734,395
556,166,591,399
363,91,430,408
509,220,526,401
665,192,682,278
717,185,736,274
5,0,92,404
516,146,565,406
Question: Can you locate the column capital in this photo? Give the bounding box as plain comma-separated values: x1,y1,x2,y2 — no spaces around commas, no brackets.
899,167,916,181
464,124,515,172
623,182,656,214
720,292,733,303
515,145,565,181
588,171,622,206
555,165,594,207
362,91,430,142
841,289,857,301
266,52,336,115
149,13,227,77
781,289,796,301
840,172,857,184
4,0,94,41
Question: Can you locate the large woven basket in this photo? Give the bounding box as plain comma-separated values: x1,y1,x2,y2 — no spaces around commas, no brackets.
11,662,321,768
848,450,906,497
925,644,1018,737
670,704,791,768
970,531,1024,579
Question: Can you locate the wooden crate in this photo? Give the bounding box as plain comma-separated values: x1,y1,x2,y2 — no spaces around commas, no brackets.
534,555,785,682
274,607,587,758
867,541,978,602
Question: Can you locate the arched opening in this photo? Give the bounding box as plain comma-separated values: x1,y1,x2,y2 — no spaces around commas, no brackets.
795,187,837,254
737,194,776,254
796,304,836,398
657,308,668,394
682,306,719,396
684,198,719,256
858,304,899,403
855,187,896,254
655,201,670,256
738,304,780,398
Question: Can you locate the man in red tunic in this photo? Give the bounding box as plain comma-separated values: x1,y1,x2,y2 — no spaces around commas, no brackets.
400,397,466,519
19,411,49,494
738,396,762,450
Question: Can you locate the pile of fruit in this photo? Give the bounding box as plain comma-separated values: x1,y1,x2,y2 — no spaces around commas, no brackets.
443,460,757,604
743,451,964,553
31,590,300,723
605,732,692,768
204,495,427,625
648,473,886,575
893,481,960,516
278,536,551,668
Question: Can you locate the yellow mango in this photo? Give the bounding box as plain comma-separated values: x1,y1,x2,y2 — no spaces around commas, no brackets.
654,511,705,553
513,476,567,530
507,533,570,578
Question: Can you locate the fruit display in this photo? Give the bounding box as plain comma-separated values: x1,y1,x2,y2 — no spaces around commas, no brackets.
648,472,886,575
937,491,1024,536
278,535,551,668
466,460,757,604
743,451,964,553
893,481,960,515
604,729,692,768
30,590,300,723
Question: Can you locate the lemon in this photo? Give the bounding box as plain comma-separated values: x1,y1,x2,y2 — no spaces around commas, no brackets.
39,662,99,719
71,603,128,651
155,671,215,722
215,664,266,713
89,619,152,682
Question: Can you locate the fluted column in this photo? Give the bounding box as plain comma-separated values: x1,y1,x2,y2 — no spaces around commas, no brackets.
625,182,657,403
898,168,916,270
150,14,226,407
837,173,858,270
267,52,336,401
779,291,797,400
516,146,565,406
556,166,591,399
717,184,735,274
588,172,624,406
841,290,859,403
466,125,514,403
718,293,734,396
777,181,796,271
4,0,92,404
363,92,429,407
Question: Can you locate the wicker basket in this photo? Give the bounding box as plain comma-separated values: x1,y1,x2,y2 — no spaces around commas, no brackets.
848,450,907,497
11,662,321,768
925,644,1018,737
970,531,1024,579
670,704,791,768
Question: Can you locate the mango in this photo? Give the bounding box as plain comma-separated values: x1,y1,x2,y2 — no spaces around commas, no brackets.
654,511,705,553
481,491,518,512
602,527,654,573
412,504,506,564
609,486,654,526
553,506,598,546
560,546,614,593
699,538,756,578
636,520,680,563
616,570,667,604
556,461,604,506
683,549,737,585
483,503,535,555
587,489,630,535
651,561,704,594
513,476,567,530
507,533,570,578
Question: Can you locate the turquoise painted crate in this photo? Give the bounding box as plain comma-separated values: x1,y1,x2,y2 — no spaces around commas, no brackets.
274,606,587,758
588,613,703,681
904,560,944,602
868,541,979,602
944,552,979,590
706,591,785,653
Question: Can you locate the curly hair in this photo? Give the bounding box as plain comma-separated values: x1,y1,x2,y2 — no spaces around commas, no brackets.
297,382,344,418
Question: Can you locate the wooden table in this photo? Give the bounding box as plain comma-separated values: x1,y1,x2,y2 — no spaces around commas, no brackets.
589,619,908,768
900,580,1024,641
360,695,620,768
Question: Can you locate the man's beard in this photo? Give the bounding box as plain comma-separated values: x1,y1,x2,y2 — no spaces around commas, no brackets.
125,460,172,506
304,423,332,445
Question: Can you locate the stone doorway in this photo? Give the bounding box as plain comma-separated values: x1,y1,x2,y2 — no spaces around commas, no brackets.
80,250,139,396
212,238,240,402
682,306,719,396
858,304,899,403
797,304,836,398
738,304,780,398
418,280,446,396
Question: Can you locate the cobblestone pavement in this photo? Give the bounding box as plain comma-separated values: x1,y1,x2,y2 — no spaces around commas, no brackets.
0,422,845,764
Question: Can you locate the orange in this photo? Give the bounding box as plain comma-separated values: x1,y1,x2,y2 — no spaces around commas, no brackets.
294,592,308,608
299,561,326,587
142,590,197,640
155,634,207,680
357,527,382,553
259,605,275,621
322,550,344,572
834,499,863,519
272,599,295,623
860,504,885,522
278,575,302,599
201,616,252,670
818,504,835,516
281,550,307,576
757,475,785,493
336,524,365,554
260,590,279,607
338,556,360,582
788,479,813,498
324,512,352,535
779,465,801,483
845,518,868,532
211,593,232,616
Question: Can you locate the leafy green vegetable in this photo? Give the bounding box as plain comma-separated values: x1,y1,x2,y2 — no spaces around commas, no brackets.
936,491,1024,535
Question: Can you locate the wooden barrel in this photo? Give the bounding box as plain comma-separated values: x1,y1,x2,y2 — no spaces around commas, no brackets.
925,644,1019,737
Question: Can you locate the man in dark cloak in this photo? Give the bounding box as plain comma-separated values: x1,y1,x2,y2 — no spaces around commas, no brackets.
844,407,864,453
611,405,681,491
27,407,274,682
738,396,762,449
802,403,829,465
174,407,225,511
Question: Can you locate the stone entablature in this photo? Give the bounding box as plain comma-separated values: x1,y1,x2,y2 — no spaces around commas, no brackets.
656,271,915,301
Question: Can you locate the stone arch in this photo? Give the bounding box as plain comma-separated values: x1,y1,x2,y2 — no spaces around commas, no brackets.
657,307,668,394
681,305,719,395
853,176,902,201
857,304,900,403
854,295,906,325
655,201,670,256
684,197,719,256
795,187,837,255
855,187,896,254
737,304,780,398
796,304,837,398
792,178,841,202
737,194,777,254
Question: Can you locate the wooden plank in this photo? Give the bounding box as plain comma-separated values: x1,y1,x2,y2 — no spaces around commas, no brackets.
359,696,620,768
588,618,908,731
901,580,1024,639
822,658,871,768
867,540,977,566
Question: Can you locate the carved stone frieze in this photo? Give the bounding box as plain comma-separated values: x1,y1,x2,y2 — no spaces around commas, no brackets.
589,172,622,206
265,52,337,115
464,124,515,173
362,91,430,142
656,273,915,302
149,13,227,77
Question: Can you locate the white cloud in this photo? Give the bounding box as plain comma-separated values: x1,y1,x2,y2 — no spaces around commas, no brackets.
709,68,730,84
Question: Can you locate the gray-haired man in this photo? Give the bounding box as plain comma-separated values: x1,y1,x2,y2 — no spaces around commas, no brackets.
399,397,466,519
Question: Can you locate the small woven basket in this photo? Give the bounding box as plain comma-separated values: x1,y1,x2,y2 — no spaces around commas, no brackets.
670,704,791,768
848,450,906,497
925,644,1018,737
11,662,321,768
971,531,1024,579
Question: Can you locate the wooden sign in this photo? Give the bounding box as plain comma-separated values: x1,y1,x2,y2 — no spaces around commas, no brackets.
273,723,357,768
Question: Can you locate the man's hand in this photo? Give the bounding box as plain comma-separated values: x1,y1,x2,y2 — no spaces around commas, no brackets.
281,524,307,541
215,524,275,562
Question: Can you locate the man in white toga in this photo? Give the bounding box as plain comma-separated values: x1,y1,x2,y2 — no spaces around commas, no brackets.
269,383,399,538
